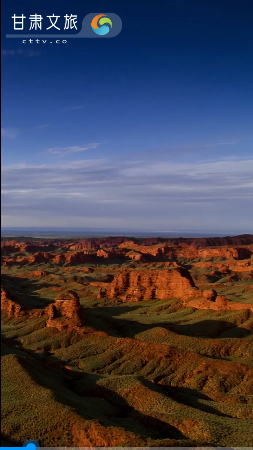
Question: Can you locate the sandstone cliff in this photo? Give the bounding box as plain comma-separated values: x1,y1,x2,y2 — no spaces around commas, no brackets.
100,267,253,312
45,291,85,330
102,267,203,302
1,286,26,318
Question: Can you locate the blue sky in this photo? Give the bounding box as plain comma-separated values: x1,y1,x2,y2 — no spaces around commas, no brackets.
1,0,253,232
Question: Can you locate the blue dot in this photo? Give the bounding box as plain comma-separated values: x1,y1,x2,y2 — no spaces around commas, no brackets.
26,444,36,450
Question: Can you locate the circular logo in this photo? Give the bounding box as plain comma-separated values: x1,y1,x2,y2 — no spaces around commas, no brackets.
91,14,112,35
22,440,40,449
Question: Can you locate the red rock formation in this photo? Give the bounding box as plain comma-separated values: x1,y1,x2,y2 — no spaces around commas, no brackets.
119,241,253,262
1,240,19,252
52,252,93,265
101,266,253,311
1,240,53,254
98,287,106,299
120,242,174,259
52,253,66,264
127,250,146,261
69,240,99,251
65,252,92,265
1,286,25,318
2,250,93,267
119,240,138,249
45,291,85,330
97,249,111,258
186,295,253,312
1,257,16,267
30,270,47,277
96,248,120,259
26,252,50,264
103,267,205,302
176,246,252,261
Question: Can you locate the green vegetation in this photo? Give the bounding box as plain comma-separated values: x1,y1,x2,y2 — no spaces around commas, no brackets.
1,238,253,446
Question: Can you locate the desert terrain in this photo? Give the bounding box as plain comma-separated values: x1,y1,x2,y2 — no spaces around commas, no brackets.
1,234,253,447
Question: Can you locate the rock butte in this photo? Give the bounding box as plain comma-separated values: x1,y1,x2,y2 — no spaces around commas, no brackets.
45,291,85,330
97,267,253,311
99,267,206,301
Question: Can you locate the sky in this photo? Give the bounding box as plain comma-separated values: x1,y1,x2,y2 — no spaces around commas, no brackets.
1,0,253,233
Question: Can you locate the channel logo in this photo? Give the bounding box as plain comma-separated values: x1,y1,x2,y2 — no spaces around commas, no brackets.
22,440,40,449
91,14,112,35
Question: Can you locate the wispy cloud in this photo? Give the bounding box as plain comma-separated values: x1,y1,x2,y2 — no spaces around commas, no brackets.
1,49,41,57
48,143,102,155
62,105,85,111
131,139,241,161
37,123,50,129
1,128,18,139
203,139,239,147
1,157,253,229
1,49,23,56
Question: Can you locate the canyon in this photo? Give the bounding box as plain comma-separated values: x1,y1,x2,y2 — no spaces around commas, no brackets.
1,234,253,447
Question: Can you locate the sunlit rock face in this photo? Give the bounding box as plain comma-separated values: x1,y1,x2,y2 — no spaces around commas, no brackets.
45,291,85,330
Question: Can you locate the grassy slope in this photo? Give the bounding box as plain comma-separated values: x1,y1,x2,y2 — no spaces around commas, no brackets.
1,253,253,446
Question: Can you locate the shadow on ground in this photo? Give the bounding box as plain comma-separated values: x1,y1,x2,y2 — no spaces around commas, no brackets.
1,273,55,309
85,305,252,339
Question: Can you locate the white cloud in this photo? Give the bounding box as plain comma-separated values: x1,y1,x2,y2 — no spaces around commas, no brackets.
203,139,239,147
1,49,23,56
1,127,18,139
1,157,253,230
48,143,103,155
37,123,50,129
